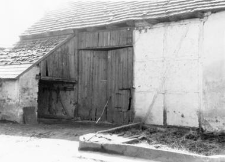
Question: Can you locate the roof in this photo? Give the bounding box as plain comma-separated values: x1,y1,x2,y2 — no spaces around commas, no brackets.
22,0,225,36
0,34,71,79
0,64,32,79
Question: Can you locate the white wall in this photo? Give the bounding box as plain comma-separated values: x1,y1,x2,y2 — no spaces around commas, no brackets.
202,11,225,131
134,11,225,131
0,65,39,123
0,79,20,121
133,19,202,128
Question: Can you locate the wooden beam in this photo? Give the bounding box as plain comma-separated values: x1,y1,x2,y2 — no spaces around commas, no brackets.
126,20,135,27
38,75,77,84
135,20,153,27
105,24,120,29
20,29,74,40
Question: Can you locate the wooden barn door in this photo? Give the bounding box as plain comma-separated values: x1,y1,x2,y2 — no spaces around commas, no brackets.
78,50,107,120
107,47,133,124
78,47,133,124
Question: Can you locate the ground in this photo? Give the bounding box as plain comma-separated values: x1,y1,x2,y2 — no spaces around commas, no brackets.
112,126,225,156
0,119,151,162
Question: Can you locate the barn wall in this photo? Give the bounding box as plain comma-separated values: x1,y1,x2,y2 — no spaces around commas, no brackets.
0,66,39,123
133,11,225,131
39,36,77,80
38,36,78,118
77,29,134,124
134,19,201,127
202,11,225,131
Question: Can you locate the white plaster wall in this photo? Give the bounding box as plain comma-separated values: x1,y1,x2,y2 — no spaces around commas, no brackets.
0,80,20,121
202,11,225,131
0,65,39,123
18,65,40,122
134,20,201,127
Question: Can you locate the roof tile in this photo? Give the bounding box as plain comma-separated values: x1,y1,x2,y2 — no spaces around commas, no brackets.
22,0,225,36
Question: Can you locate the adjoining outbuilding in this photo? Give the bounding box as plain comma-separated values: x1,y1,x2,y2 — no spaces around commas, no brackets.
1,0,225,132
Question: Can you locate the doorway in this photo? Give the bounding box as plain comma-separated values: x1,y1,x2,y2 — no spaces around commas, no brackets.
78,47,133,124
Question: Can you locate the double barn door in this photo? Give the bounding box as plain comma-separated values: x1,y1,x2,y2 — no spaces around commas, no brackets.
78,47,133,124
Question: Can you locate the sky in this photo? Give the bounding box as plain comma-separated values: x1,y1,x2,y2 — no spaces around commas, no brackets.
0,0,68,48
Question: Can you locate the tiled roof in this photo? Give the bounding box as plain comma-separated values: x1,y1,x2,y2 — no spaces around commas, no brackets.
22,0,225,36
0,35,71,79
0,64,32,79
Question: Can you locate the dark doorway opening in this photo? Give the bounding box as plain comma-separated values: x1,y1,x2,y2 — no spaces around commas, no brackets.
37,80,76,120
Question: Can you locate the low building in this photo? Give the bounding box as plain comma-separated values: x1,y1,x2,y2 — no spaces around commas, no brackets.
0,0,225,131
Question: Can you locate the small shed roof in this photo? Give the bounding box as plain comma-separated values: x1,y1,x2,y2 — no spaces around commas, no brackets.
22,0,225,36
0,35,71,79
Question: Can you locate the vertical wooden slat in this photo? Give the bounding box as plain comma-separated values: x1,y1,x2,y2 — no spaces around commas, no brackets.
91,51,97,120
78,50,92,119
90,51,107,121
57,48,61,78
49,54,53,77
87,51,93,119
98,52,107,120
128,47,134,122
99,31,103,47
74,36,79,117
86,32,90,48
127,29,133,45
40,60,46,77
69,37,75,79
123,48,130,123
107,51,113,122
78,50,83,118
51,50,56,77
64,45,69,79
65,45,69,79
111,49,119,124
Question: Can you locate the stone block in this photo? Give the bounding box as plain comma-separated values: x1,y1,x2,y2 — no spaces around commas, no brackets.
23,106,37,124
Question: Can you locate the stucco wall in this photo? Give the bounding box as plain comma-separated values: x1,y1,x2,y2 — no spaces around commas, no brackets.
134,19,201,128
18,66,39,120
0,79,20,121
0,65,39,123
202,11,225,131
134,11,225,131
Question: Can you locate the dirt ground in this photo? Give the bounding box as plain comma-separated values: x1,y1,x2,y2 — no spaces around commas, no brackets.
0,119,152,162
0,119,113,141
113,126,225,156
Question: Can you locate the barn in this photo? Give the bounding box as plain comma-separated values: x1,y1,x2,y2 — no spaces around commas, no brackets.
1,0,225,132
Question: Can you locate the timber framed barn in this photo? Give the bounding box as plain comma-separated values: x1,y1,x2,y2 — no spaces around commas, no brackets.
1,0,225,131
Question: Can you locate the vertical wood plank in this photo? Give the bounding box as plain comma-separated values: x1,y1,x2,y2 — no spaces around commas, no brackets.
69,37,75,79
78,50,93,119
74,36,79,117
48,54,53,77
128,47,134,122
106,51,112,122
65,45,69,79
40,60,46,77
